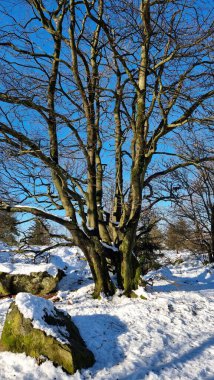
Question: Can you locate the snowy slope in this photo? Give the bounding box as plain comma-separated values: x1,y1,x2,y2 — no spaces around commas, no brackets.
0,245,214,380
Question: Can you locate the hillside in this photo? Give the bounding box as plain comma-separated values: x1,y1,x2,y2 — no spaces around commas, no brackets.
0,244,213,380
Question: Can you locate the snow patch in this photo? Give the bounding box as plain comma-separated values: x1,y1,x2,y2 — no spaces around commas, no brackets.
15,293,70,345
0,263,58,277
0,352,72,380
101,241,118,252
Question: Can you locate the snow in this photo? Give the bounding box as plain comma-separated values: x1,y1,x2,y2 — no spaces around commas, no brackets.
0,262,58,277
101,241,118,252
0,248,11,263
86,226,95,231
0,246,214,379
0,352,73,380
15,293,70,345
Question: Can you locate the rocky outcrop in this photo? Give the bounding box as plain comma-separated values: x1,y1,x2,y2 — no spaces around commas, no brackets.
0,293,95,374
0,263,64,296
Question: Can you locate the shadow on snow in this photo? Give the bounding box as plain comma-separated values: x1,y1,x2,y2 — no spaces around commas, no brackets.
119,335,214,380
147,266,214,293
72,313,127,374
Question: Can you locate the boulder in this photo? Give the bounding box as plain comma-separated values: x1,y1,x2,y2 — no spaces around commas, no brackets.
0,263,64,296
0,293,95,374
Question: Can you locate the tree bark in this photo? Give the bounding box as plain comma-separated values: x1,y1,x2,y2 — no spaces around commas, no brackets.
119,226,141,297
209,204,214,263
69,228,115,297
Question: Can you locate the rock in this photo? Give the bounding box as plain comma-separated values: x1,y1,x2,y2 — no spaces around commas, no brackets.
0,293,95,374
0,263,64,296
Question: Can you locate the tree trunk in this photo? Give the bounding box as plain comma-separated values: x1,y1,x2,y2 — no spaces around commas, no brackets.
119,227,141,297
72,231,115,298
209,204,214,263
89,246,115,298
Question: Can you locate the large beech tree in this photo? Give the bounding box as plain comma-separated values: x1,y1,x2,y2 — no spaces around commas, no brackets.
0,0,213,297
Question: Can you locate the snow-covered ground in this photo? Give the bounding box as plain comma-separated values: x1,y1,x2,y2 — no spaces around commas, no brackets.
0,244,214,380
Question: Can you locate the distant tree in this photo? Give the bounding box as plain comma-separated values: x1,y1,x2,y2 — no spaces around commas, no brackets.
165,164,214,262
27,218,51,246
135,211,163,273
0,211,19,245
165,219,193,254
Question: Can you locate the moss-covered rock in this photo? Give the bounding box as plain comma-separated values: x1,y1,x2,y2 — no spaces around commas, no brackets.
0,273,11,296
0,265,64,296
0,296,95,374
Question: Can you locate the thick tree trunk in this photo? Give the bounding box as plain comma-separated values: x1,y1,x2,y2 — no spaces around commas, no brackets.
209,204,214,263
67,221,142,298
71,231,115,298
119,227,141,297
88,246,115,298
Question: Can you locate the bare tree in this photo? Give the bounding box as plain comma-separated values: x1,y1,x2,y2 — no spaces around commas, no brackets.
165,164,214,262
0,0,213,296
